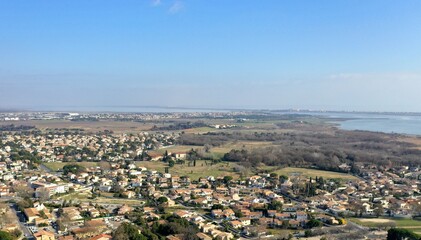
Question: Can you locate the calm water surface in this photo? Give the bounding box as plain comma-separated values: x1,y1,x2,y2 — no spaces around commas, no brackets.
307,112,421,136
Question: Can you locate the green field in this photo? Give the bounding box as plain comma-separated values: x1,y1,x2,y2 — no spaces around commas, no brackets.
267,167,358,180
170,160,242,180
58,192,92,201
0,119,154,133
153,145,198,154
92,197,145,206
134,161,167,173
350,218,421,233
211,141,277,154
153,140,276,155
136,160,242,180
183,127,218,133
43,161,99,171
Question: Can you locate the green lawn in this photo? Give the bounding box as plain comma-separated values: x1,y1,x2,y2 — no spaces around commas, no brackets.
350,218,421,233
211,141,276,154
43,161,99,171
395,219,421,227
152,145,198,154
183,127,218,133
58,192,92,201
268,167,358,180
134,161,167,173
93,197,145,206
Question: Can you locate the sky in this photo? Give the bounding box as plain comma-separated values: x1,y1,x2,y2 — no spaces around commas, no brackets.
1,0,421,112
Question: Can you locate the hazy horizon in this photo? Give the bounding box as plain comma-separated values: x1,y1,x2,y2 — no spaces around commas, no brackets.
1,1,421,112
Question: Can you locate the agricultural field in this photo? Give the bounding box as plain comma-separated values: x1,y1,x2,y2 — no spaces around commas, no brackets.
0,120,154,133
211,140,278,154
182,127,218,134
267,167,358,180
152,145,198,154
57,192,92,201
150,140,280,161
92,197,145,206
42,158,242,180
136,160,243,180
134,161,167,173
168,160,242,180
350,218,421,234
43,161,99,171
399,136,421,150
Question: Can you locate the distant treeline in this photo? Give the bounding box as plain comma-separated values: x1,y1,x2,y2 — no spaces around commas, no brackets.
0,124,35,131
70,117,99,122
178,126,421,168
152,121,208,131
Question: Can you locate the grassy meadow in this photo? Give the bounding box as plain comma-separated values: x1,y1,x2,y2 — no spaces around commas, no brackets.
262,167,358,180
350,218,421,234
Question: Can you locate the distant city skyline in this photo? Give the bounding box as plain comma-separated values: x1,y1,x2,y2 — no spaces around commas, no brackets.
1,1,421,112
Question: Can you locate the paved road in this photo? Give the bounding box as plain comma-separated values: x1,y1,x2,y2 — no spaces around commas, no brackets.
9,203,34,240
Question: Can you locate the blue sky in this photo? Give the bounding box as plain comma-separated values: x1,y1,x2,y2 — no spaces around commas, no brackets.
1,0,421,111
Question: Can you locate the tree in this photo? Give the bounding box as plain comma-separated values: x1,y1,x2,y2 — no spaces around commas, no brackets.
387,228,420,240
13,185,34,199
182,226,199,240
17,197,33,211
113,223,146,240
223,176,233,184
39,210,48,219
162,151,172,162
338,218,347,225
56,219,67,231
234,209,243,218
157,196,168,205
374,203,384,217
211,204,224,210
168,160,175,167
63,164,86,175
0,231,14,240
0,204,13,228
37,188,51,202
99,161,111,172
203,144,211,153
412,202,421,216
187,149,199,161
279,175,288,183
306,219,323,228
268,200,283,211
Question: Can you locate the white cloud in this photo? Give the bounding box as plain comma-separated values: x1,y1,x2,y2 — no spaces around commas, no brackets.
168,1,183,14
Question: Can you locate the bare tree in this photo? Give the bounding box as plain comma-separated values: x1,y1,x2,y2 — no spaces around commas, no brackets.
13,184,34,198
37,188,51,202
99,161,111,172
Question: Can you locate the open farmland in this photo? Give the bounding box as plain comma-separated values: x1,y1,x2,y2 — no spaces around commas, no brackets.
153,145,198,154
0,120,154,133
211,140,278,154
169,160,242,180
350,218,421,234
134,161,167,173
268,167,358,180
136,160,243,180
43,161,100,171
